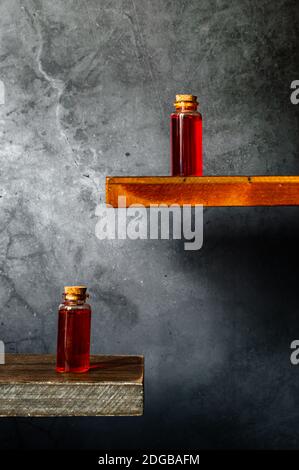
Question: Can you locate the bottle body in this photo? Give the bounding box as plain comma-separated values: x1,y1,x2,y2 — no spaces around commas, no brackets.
170,95,203,176
56,287,91,373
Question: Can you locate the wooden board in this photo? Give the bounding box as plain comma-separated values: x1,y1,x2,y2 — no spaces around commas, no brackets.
106,176,299,207
0,354,144,417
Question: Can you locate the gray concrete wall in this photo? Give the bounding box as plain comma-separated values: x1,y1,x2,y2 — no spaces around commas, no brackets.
0,0,299,448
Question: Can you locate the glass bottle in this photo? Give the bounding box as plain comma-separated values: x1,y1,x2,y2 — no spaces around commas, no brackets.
170,94,203,176
56,286,91,373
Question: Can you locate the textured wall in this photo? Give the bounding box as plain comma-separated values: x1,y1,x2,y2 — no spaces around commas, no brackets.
0,0,299,449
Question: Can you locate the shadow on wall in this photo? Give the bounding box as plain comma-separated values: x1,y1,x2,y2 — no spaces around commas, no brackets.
165,206,299,448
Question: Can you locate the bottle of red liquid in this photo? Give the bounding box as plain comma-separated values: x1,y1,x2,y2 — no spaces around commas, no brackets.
170,94,203,176
56,286,91,373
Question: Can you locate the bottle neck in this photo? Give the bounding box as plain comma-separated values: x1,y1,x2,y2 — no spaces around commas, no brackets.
174,103,198,112
62,294,86,306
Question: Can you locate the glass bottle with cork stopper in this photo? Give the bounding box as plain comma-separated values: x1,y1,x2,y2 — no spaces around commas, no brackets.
56,285,91,373
170,94,203,176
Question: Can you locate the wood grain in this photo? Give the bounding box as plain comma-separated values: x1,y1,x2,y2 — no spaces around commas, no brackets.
0,354,144,417
106,176,299,207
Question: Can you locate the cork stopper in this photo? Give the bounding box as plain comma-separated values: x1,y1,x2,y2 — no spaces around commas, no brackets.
175,94,197,103
64,285,88,301
174,94,198,109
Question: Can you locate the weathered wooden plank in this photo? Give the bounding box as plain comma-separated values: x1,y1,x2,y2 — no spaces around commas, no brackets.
106,176,299,207
0,355,144,417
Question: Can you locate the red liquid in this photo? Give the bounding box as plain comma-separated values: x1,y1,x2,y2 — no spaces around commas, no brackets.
171,111,203,176
56,305,91,373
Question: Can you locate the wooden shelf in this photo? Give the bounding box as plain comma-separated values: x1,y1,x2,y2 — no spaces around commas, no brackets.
0,354,144,417
106,176,299,207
